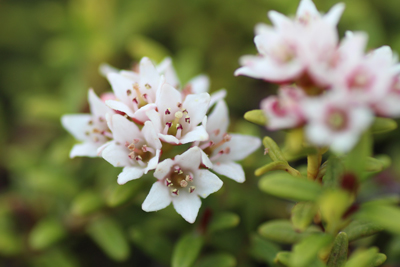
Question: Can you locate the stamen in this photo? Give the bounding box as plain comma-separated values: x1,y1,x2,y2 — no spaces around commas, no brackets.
180,180,188,187
175,111,183,119
93,128,101,134
185,116,190,124
99,117,105,122
166,178,173,187
182,109,188,114
128,152,135,159
133,139,140,144
163,123,171,135
85,131,90,136
200,141,214,150
189,186,195,193
135,155,142,161
174,166,181,173
145,83,151,89
224,147,230,154
185,174,193,182
88,120,93,125
143,93,152,103
93,136,99,142
210,150,224,161
126,89,132,96
176,124,183,139
171,189,179,196
165,108,171,115
211,134,231,149
101,131,113,138
177,102,182,108
214,129,220,136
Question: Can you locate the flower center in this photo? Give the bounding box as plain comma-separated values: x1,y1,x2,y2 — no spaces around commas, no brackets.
201,133,231,161
165,165,195,196
85,116,111,143
126,82,153,111
162,103,191,138
326,109,348,131
347,68,374,91
125,139,154,166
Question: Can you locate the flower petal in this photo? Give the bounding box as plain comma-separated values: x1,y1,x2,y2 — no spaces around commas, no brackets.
193,169,223,198
105,100,136,117
296,0,319,19
172,193,201,223
70,142,99,158
61,114,92,141
144,149,161,174
109,114,142,144
139,57,160,91
143,121,162,149
183,93,210,126
154,158,174,180
187,75,210,94
211,161,245,183
146,109,162,133
118,166,145,185
142,181,172,212
179,125,209,144
101,142,131,167
107,73,133,104
156,83,182,116
216,134,261,162
88,89,113,118
175,146,202,170
209,89,227,108
200,149,213,168
132,103,157,123
323,3,345,26
206,100,229,143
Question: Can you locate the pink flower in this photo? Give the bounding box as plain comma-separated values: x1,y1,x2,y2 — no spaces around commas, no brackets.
101,114,162,184
199,100,261,182
142,146,223,223
61,89,114,158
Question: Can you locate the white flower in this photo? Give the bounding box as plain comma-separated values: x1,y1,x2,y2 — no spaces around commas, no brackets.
142,146,223,223
199,100,261,183
303,93,373,152
101,114,162,184
146,83,210,144
61,89,114,158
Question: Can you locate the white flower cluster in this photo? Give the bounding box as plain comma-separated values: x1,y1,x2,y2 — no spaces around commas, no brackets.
236,0,400,152
62,57,261,223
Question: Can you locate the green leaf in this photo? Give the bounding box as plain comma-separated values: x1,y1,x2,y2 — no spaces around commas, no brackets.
327,232,348,267
275,252,291,266
263,136,287,162
255,161,289,176
86,218,130,261
372,253,387,266
244,109,267,126
249,234,280,265
355,204,400,234
344,247,379,267
342,220,383,242
345,132,372,177
258,220,320,244
106,180,144,207
370,117,397,134
172,234,203,267
208,212,240,233
29,218,67,250
70,190,104,216
322,156,345,188
195,253,236,267
290,234,333,267
259,171,322,202
291,202,318,232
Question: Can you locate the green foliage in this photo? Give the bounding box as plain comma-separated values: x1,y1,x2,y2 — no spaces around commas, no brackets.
291,202,318,232
172,234,204,267
327,232,348,267
290,234,333,267
70,190,104,216
208,212,240,233
194,253,236,267
28,218,67,250
370,117,397,134
342,221,383,242
244,109,267,126
249,234,280,265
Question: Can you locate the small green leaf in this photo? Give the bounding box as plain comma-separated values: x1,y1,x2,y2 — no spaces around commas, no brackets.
291,234,333,267
244,109,267,126
355,204,400,234
345,132,372,177
342,220,383,242
327,232,348,267
249,234,280,265
370,117,397,134
259,171,322,202
263,136,287,162
255,161,289,176
106,180,144,207
172,234,203,267
208,212,240,233
344,247,379,267
195,253,236,267
291,202,318,232
275,252,291,265
258,220,320,244
86,218,130,261
70,190,104,216
29,218,66,250
322,156,345,188
372,253,387,266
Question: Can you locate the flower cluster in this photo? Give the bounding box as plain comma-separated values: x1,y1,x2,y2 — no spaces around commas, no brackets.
62,57,261,223
236,0,400,152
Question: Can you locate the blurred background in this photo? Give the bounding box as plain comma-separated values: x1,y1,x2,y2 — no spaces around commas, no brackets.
1,0,400,266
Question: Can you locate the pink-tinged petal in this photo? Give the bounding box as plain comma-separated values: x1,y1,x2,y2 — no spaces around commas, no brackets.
323,3,345,26
99,63,118,77
172,193,201,223
101,142,131,167
175,146,202,170
187,75,210,94
107,73,134,103
120,70,139,81
139,57,160,91
206,100,229,142
211,161,245,183
193,169,223,198
61,114,92,141
209,89,227,108
200,149,213,168
105,100,136,117
179,125,209,144
143,121,162,149
183,93,210,126
217,134,261,162
157,57,180,88
267,11,292,28
109,114,141,143
296,0,319,19
154,158,175,180
70,143,99,158
254,23,275,36
88,89,113,118
156,83,182,115
159,133,180,144
96,141,112,156
117,166,145,185
144,149,161,173
146,109,162,133
132,103,157,123
142,181,172,212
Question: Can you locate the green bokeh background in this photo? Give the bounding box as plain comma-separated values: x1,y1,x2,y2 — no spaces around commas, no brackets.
1,0,400,266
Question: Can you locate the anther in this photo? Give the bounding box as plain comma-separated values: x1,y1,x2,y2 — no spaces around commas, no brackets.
135,155,143,161
93,128,101,134
185,175,193,182
165,108,171,115
224,147,231,154
126,89,132,96
177,102,182,108
133,139,140,144
180,180,188,187
88,120,93,125
223,133,231,142
185,116,190,123
214,129,220,136
172,189,179,196
128,152,135,159
93,136,99,142
85,131,90,136
145,83,151,89
132,98,139,104
176,124,183,130
174,166,181,173
182,109,188,114
99,117,105,122
128,143,135,150
189,186,195,193
166,178,173,187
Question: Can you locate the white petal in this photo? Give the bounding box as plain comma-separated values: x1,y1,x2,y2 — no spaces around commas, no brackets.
143,121,162,149
146,109,162,133
105,100,135,117
157,57,180,88
61,114,92,141
323,3,345,26
175,146,201,170
179,125,209,144
109,114,142,143
158,133,180,144
142,181,172,212
144,149,161,174
70,142,99,158
183,93,210,126
88,89,113,118
330,132,359,153
268,11,292,28
132,103,157,123
296,0,319,19
200,149,213,168
193,169,223,197
107,73,134,104
206,100,229,142
139,57,160,91
217,134,261,162
99,63,118,77
118,166,145,184
211,161,245,183
101,142,131,167
156,84,182,116
154,158,174,180
209,89,227,108
172,193,201,223
188,75,210,94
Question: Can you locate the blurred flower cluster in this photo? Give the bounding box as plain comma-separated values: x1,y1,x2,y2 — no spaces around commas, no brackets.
237,0,400,152
62,57,260,223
